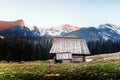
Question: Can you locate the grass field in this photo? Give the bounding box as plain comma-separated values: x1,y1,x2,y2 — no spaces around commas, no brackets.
1,52,120,80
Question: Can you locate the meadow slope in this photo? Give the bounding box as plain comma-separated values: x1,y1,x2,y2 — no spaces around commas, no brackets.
0,52,120,80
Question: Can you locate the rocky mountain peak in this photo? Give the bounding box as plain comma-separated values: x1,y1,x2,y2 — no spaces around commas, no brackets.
0,19,25,31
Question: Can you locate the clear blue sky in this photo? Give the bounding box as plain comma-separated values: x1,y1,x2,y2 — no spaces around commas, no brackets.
0,0,120,28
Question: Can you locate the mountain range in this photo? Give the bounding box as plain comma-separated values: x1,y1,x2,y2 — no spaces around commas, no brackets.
0,19,120,41
39,23,120,41
65,23,120,41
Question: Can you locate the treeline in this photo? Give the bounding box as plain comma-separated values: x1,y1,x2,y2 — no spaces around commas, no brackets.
0,37,120,61
87,40,120,55
0,37,53,61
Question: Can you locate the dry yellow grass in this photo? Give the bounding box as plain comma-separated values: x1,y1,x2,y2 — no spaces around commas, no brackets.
86,52,120,61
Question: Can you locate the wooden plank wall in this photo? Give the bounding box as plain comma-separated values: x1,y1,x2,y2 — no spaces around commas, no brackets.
56,53,72,60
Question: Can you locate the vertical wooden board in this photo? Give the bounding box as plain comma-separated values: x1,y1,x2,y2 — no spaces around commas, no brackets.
72,55,85,62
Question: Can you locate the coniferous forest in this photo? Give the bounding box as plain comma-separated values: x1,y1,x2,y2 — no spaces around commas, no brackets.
87,40,120,55
0,37,120,61
0,37,53,61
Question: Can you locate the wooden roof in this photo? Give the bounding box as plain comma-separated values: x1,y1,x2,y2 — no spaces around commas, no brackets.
50,37,90,55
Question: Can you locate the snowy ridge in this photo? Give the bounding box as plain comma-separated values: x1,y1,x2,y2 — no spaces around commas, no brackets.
99,23,120,35
40,24,80,36
65,23,120,41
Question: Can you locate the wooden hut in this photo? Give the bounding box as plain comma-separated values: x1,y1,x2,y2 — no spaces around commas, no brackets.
50,37,90,63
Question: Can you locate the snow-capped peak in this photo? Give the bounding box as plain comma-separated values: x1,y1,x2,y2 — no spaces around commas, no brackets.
62,24,80,30
99,23,120,28
40,24,80,36
99,23,120,35
47,24,80,31
105,23,120,28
